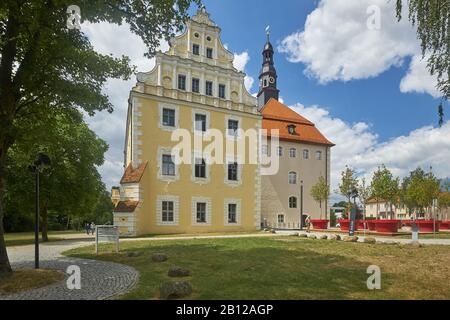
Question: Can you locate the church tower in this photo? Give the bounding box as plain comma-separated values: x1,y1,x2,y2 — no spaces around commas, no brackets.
257,27,279,110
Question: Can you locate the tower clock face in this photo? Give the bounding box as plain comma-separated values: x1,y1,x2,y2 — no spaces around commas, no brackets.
269,77,275,84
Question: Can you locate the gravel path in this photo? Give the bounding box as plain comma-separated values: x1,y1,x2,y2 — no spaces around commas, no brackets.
1,239,139,300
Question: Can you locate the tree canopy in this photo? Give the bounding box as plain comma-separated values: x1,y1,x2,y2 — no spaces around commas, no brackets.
310,176,330,220
0,0,201,274
396,0,450,125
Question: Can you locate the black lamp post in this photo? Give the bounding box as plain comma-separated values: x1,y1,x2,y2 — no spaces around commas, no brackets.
349,187,359,236
300,180,304,230
29,153,51,269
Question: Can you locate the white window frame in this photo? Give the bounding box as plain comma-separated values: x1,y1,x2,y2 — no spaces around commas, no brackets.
192,109,210,135
178,74,186,91
156,195,179,226
191,152,211,184
277,214,285,224
191,197,212,226
159,103,179,132
157,147,180,182
224,199,241,226
289,196,298,209
316,150,322,160
288,171,297,185
225,157,243,187
303,149,310,160
225,115,242,139
289,148,297,158
277,146,283,157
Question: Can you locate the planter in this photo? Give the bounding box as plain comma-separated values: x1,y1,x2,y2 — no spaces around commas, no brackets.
311,219,329,230
375,220,400,233
357,221,367,230
338,220,359,232
367,221,377,231
440,221,450,230
415,220,440,233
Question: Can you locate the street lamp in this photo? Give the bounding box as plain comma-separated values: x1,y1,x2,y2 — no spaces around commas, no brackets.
29,153,51,269
349,187,359,236
300,180,304,230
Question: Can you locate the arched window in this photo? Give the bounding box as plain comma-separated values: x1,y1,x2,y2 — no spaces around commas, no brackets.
288,172,297,185
289,196,297,209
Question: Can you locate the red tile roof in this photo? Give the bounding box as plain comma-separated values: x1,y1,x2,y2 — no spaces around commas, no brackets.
261,98,334,146
114,201,139,213
120,162,147,184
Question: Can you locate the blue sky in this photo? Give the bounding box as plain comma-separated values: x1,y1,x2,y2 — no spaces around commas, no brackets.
82,0,450,197
198,0,441,141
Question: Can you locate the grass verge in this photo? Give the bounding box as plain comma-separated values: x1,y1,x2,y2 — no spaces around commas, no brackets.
0,269,64,296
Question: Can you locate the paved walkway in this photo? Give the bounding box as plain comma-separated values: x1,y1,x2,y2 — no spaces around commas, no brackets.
2,239,139,300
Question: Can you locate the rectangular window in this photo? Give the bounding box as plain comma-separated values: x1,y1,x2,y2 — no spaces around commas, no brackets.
192,78,200,93
162,201,174,222
219,84,226,99
162,155,175,176
228,119,239,137
277,146,283,157
316,151,322,160
206,48,213,59
205,81,213,96
303,149,309,160
196,203,207,223
195,113,207,132
290,148,297,158
178,74,186,91
228,162,238,181
228,203,237,224
162,108,175,127
195,158,206,178
278,214,285,224
193,44,200,55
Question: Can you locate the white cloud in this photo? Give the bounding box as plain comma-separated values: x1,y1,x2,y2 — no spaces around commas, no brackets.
233,51,255,92
400,54,441,98
278,0,440,98
290,103,450,200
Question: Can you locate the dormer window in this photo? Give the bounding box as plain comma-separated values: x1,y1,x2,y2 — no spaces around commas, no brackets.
287,125,296,135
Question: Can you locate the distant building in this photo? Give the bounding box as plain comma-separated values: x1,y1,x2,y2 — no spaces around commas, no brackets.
258,33,334,228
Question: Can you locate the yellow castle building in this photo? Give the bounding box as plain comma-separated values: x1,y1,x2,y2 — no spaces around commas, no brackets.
113,8,262,236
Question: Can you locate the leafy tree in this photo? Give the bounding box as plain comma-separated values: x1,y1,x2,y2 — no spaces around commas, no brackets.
5,108,107,241
357,177,372,220
396,0,449,125
370,165,399,219
402,168,441,219
0,0,201,275
337,166,358,217
438,189,450,221
310,176,330,220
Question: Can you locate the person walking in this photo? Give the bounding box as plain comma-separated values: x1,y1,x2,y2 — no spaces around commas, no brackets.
90,222,96,235
85,222,90,235
305,215,311,233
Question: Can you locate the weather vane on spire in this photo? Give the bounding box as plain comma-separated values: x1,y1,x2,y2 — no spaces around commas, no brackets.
266,25,270,41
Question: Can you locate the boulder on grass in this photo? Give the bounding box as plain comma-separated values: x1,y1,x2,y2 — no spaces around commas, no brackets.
364,237,376,244
382,240,398,245
160,281,193,300
319,235,328,240
168,266,191,278
328,234,337,240
152,253,168,262
299,234,308,238
343,236,359,242
308,234,317,239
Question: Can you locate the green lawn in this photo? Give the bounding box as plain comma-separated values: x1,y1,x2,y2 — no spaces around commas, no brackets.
5,230,85,247
397,232,450,239
64,236,450,300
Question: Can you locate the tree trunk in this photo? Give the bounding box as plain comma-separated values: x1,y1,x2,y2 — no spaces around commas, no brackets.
0,138,12,275
41,202,49,242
